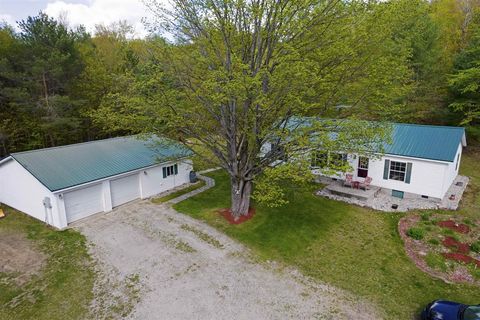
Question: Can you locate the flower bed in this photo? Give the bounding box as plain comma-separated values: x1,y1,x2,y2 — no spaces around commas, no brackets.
399,213,480,285
218,207,256,224
442,237,470,254
437,220,471,234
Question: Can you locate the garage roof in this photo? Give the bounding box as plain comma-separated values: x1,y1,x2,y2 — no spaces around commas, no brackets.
9,135,193,192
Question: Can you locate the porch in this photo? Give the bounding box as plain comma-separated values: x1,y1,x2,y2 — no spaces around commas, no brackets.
316,175,469,212
324,179,380,201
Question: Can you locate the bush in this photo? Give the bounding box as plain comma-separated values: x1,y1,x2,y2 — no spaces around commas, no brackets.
428,238,440,245
420,212,431,221
471,241,480,253
407,227,425,240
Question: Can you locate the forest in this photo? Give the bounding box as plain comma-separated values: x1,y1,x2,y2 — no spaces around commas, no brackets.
0,0,479,159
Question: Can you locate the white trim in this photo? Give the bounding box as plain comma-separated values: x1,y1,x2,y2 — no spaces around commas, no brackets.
0,156,13,166
382,153,451,164
52,157,191,194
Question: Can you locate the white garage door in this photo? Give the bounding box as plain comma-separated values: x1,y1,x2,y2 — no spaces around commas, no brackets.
64,183,104,223
110,174,140,207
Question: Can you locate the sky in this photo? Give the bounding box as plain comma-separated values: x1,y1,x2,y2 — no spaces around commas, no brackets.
0,0,156,38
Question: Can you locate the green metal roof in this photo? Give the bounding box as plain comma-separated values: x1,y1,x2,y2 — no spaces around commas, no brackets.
384,123,465,162
9,135,193,192
285,117,466,162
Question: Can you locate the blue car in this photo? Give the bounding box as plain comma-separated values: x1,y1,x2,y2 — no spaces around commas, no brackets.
422,300,480,320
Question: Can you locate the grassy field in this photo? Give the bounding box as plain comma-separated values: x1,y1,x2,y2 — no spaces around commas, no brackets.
173,150,480,319
151,180,206,203
0,207,94,320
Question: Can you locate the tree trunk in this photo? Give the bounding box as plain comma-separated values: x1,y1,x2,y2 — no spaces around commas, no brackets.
230,177,252,218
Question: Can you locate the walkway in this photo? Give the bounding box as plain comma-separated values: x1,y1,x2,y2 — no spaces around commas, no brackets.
166,167,220,205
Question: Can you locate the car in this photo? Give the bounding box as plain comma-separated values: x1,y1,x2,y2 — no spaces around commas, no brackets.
422,300,480,320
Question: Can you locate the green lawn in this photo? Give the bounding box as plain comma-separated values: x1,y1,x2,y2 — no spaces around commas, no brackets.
174,150,480,319
151,180,206,203
0,208,94,320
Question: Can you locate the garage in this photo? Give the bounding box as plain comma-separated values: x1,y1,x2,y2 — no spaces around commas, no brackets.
64,183,104,223
0,135,193,229
111,174,140,207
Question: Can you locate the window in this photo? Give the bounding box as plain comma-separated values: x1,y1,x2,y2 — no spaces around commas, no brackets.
389,161,406,181
162,164,178,178
311,151,328,168
330,153,348,167
311,152,347,168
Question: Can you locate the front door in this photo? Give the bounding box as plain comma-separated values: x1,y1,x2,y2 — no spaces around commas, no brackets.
357,156,369,178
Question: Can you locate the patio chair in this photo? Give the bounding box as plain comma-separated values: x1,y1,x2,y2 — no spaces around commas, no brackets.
343,174,353,188
359,177,372,190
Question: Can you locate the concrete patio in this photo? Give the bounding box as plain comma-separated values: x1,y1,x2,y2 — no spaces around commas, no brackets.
316,175,469,212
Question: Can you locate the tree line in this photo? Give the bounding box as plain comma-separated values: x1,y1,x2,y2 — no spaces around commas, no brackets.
0,0,479,159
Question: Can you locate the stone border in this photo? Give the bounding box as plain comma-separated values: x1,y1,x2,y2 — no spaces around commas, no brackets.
398,214,480,285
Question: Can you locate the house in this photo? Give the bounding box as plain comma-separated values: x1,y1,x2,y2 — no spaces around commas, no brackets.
310,123,467,201
0,135,193,229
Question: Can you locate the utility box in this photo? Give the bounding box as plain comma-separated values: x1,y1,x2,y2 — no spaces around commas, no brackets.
189,171,198,183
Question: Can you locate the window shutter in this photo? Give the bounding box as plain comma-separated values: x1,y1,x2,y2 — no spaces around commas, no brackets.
405,162,412,184
162,167,167,178
174,164,178,175
383,159,390,180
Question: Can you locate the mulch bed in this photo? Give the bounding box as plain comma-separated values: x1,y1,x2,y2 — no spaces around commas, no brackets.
437,220,471,234
442,237,471,254
218,207,256,224
399,214,480,286
443,253,480,267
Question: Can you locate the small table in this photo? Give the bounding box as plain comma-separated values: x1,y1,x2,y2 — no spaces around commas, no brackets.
352,181,360,189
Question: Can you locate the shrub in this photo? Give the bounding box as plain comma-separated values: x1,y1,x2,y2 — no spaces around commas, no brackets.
428,238,440,245
471,241,480,253
420,212,431,221
407,227,425,240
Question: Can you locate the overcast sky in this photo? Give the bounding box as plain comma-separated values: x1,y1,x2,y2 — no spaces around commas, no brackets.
0,0,155,37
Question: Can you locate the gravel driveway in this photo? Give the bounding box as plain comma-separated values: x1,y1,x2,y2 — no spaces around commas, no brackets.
73,200,381,319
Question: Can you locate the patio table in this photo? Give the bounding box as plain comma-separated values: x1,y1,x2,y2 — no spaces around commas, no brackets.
352,181,360,189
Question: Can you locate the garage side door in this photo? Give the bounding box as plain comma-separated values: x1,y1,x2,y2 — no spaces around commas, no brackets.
110,174,140,207
64,184,104,223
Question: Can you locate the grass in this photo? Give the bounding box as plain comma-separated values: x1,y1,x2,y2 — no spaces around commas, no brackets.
151,180,206,203
173,150,480,319
0,207,95,320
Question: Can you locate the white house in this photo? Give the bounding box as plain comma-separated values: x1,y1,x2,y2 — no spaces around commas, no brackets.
0,135,193,229
309,123,467,201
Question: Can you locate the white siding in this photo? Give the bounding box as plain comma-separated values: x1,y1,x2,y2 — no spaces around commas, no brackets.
0,159,65,228
140,160,192,198
442,142,463,196
366,155,449,199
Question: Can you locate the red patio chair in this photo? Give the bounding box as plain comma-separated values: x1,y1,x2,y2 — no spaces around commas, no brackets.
360,176,372,190
343,174,353,188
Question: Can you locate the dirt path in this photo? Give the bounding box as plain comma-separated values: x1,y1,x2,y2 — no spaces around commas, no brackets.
73,201,381,319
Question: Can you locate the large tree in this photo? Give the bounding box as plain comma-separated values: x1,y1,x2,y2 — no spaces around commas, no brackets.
92,0,411,217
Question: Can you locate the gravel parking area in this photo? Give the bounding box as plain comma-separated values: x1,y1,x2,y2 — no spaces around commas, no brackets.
73,201,381,319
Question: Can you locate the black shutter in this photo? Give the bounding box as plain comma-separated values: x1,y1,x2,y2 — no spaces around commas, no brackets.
174,164,178,175
383,159,390,180
162,167,167,178
405,162,412,184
